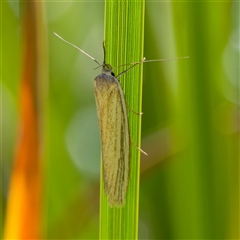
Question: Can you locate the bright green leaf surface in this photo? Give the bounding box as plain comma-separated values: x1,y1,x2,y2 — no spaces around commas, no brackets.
100,1,145,240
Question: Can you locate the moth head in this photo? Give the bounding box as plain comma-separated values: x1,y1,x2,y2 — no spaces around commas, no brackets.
102,63,115,76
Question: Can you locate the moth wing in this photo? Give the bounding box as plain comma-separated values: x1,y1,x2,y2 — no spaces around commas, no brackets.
94,75,130,207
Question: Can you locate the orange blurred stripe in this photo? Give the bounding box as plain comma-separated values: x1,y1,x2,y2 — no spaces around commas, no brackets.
4,2,43,239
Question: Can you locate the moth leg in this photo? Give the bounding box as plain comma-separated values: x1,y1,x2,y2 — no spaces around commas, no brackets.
130,138,148,156
116,58,146,78
125,100,143,116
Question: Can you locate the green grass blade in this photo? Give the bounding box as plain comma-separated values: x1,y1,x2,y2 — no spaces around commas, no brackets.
99,1,145,239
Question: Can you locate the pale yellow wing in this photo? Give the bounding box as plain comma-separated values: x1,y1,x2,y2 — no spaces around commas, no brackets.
94,74,130,207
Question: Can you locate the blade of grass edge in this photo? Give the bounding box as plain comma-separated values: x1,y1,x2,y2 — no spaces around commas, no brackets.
99,1,145,239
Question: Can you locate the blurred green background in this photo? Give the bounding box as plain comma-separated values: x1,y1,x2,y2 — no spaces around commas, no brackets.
2,1,239,239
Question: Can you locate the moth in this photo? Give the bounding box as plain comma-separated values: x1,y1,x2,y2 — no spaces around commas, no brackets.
94,45,147,207
54,33,188,207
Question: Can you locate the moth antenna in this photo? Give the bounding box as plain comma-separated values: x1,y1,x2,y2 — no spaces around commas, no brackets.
112,62,141,71
54,32,101,66
115,56,189,78
116,58,146,78
102,41,106,64
112,58,146,72
143,56,189,63
93,65,103,70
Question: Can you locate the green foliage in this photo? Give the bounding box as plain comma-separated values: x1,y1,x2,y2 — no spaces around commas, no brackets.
100,1,145,239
